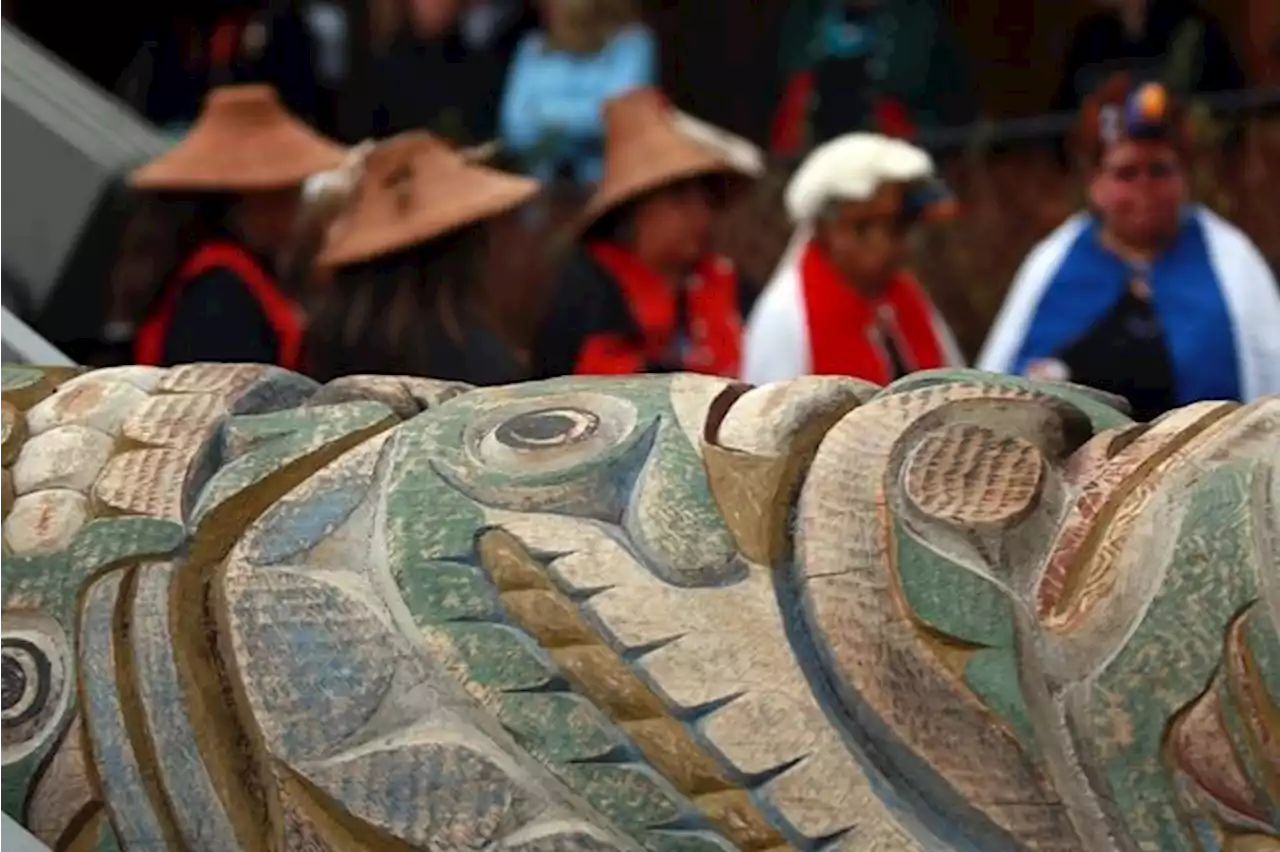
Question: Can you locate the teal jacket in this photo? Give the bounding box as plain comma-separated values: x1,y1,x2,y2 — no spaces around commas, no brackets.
776,0,975,137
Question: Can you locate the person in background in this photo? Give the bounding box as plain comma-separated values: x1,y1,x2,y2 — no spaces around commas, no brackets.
458,0,540,79
304,0,352,133
978,77,1280,419
129,84,347,368
743,133,962,385
770,0,975,156
305,132,538,384
532,87,764,378
499,0,656,184
305,0,349,86
370,0,504,143
1053,0,1245,112
125,0,323,132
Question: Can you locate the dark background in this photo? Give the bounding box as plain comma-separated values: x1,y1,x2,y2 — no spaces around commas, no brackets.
8,0,1278,145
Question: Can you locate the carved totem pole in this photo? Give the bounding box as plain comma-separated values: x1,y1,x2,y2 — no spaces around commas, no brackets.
1,363,1276,852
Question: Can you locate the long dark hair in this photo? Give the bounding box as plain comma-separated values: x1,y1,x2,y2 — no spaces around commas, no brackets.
302,224,488,381
115,192,235,323
144,193,234,276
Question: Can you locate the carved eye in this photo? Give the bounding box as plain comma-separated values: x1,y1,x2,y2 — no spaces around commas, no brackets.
2,617,69,765
494,408,600,450
466,393,638,475
3,639,50,725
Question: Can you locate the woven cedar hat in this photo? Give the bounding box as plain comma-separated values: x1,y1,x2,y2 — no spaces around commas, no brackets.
575,87,765,235
317,132,540,269
130,85,347,192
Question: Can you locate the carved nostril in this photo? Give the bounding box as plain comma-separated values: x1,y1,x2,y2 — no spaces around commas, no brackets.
903,423,1046,529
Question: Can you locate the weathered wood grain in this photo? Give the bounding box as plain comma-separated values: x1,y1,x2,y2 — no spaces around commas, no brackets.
1,364,1275,852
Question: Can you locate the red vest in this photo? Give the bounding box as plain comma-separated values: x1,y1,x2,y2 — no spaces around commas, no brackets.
133,241,304,370
800,239,946,383
579,243,743,377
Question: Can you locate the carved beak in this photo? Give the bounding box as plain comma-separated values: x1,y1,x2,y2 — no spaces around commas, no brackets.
701,379,875,566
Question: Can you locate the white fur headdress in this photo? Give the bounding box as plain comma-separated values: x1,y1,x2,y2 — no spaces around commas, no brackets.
784,133,937,224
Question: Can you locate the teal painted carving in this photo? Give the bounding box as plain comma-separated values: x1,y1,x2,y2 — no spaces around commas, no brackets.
2,364,1276,851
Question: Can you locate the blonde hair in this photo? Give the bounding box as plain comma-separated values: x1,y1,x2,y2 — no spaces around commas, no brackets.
543,0,640,54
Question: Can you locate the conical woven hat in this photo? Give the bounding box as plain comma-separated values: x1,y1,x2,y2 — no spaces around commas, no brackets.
575,87,764,234
130,85,347,192
318,132,540,269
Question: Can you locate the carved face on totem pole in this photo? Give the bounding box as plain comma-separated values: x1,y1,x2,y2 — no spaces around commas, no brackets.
1,362,1277,852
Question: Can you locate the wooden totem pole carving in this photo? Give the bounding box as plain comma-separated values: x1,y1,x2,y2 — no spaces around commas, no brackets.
1,362,1276,852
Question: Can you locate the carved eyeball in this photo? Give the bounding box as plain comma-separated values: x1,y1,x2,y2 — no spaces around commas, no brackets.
2,615,69,765
467,394,639,475
3,640,49,724
494,408,601,450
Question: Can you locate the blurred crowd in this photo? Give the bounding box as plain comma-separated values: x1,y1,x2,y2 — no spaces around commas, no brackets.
8,0,1280,420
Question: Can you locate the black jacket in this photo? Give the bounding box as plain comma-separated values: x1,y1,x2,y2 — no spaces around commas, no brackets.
1053,0,1245,111
136,4,321,127
160,266,282,365
369,28,504,143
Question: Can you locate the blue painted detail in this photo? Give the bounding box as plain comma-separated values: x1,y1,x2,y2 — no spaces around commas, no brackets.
251,486,369,565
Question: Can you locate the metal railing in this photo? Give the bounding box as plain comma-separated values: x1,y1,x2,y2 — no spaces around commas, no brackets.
913,85,1280,153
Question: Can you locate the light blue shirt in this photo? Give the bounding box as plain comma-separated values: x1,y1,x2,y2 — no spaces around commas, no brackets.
499,24,656,184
